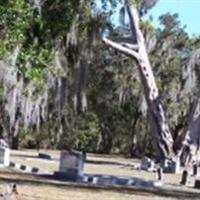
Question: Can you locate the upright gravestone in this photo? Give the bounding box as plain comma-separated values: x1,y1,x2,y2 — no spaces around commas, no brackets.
156,167,163,181
194,179,200,189
171,159,180,174
54,149,84,181
163,159,180,174
180,170,189,185
193,164,199,176
0,147,10,167
141,157,155,171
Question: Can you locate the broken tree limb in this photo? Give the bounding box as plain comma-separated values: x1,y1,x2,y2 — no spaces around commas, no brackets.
103,37,139,60
120,43,139,50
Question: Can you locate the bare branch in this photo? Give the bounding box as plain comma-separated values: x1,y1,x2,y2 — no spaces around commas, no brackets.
103,37,139,60
120,43,139,50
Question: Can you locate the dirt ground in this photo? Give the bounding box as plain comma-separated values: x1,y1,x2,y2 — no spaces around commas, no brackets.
0,149,199,200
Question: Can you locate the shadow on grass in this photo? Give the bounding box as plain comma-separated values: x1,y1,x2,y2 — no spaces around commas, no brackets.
86,159,135,168
0,172,199,200
11,153,134,168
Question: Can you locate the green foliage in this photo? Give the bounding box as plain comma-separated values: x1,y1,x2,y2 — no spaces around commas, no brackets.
0,0,199,158
42,1,76,37
0,86,4,101
0,0,33,51
72,112,100,152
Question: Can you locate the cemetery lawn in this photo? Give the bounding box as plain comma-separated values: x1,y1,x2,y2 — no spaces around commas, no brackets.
0,182,192,200
0,149,199,199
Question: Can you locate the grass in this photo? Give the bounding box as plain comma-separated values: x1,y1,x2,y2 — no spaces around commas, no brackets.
0,182,189,200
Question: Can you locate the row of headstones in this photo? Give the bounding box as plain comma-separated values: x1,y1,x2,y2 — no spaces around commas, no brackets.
141,157,180,173
141,157,200,189
0,149,159,188
0,147,85,179
0,146,84,177
2,146,200,189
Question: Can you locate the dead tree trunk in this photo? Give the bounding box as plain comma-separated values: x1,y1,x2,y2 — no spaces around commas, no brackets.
103,3,174,159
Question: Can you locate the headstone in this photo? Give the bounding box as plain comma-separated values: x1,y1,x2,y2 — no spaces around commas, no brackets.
153,181,163,187
38,153,52,160
88,176,93,183
127,179,134,186
193,164,199,176
0,147,10,167
194,179,200,189
54,149,84,181
82,175,89,182
171,159,180,174
180,170,189,185
82,151,87,161
92,176,98,184
156,167,163,180
141,157,155,171
163,159,180,174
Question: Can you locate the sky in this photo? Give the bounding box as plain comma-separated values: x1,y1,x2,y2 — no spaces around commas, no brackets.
97,0,200,37
146,0,200,36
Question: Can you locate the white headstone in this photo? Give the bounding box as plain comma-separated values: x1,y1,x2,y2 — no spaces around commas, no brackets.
0,147,10,167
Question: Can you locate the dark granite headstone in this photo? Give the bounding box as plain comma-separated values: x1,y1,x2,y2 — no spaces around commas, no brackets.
194,179,200,189
54,149,84,181
163,159,180,174
38,153,52,160
193,164,198,176
180,170,188,185
156,167,163,180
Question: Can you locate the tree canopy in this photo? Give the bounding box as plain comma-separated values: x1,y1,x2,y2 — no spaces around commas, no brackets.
0,0,199,162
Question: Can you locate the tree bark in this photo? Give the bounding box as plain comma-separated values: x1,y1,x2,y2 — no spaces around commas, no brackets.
103,3,174,159
11,118,19,150
179,91,200,165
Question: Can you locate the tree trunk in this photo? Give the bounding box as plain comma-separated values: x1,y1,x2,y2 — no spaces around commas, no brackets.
179,91,200,165
11,118,19,150
103,3,174,159
75,59,88,114
130,109,141,157
99,124,113,154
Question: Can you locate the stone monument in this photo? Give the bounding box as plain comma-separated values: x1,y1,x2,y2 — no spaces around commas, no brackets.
156,167,163,180
193,164,199,176
141,157,155,171
180,170,189,185
163,159,180,174
54,149,84,181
